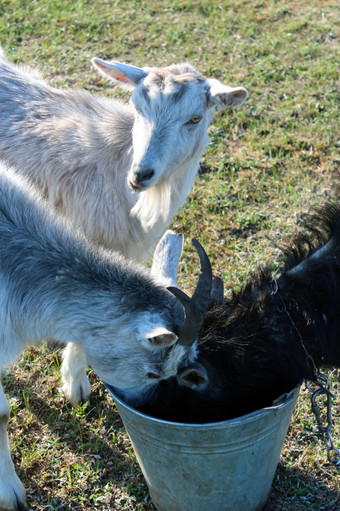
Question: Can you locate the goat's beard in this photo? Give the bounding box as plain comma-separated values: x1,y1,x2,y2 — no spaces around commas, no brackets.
131,178,173,231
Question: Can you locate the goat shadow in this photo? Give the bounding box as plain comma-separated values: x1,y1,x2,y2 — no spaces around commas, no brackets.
4,373,126,454
3,371,141,510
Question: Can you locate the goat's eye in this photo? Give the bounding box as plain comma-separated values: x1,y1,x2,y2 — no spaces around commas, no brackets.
188,115,202,124
147,372,161,379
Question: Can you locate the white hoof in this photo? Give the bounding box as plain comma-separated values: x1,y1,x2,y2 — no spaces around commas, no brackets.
62,373,92,405
61,343,91,405
0,469,26,511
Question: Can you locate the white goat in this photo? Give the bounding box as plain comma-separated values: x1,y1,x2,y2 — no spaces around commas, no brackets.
0,48,248,404
0,163,212,511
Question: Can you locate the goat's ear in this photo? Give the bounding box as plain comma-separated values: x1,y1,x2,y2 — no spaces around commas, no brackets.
92,57,148,90
145,327,178,348
179,368,208,389
207,78,248,109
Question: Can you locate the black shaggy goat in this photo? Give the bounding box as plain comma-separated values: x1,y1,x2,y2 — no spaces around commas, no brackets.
118,194,340,424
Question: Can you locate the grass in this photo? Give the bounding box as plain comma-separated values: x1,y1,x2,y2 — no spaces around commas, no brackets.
0,0,339,509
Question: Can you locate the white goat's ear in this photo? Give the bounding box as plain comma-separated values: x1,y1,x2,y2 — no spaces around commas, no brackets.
146,327,178,348
207,78,248,109
91,57,148,90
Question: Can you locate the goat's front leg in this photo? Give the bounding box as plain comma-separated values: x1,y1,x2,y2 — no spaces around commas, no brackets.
61,342,91,405
0,381,27,511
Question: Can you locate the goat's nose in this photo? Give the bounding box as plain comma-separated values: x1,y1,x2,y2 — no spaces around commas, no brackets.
130,167,155,189
136,168,155,183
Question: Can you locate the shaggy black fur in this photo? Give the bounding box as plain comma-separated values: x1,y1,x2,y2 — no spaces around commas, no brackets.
135,189,340,423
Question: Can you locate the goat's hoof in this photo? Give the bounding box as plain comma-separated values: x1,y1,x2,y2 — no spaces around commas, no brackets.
15,495,28,511
0,498,28,511
0,475,27,511
62,378,92,406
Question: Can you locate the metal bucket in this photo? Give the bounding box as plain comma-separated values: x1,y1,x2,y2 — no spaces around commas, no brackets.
106,384,301,511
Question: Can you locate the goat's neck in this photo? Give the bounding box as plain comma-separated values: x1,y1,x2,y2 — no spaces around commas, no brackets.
129,157,200,261
280,242,340,368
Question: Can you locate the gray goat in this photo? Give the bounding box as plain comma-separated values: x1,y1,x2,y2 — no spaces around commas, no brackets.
0,163,212,511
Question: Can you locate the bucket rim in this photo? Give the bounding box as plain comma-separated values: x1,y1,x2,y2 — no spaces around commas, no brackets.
104,381,302,429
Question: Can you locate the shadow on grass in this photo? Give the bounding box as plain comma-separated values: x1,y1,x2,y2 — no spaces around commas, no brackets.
264,461,340,511
5,375,125,454
3,373,146,509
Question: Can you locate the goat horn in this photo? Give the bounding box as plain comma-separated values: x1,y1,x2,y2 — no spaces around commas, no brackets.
168,238,212,346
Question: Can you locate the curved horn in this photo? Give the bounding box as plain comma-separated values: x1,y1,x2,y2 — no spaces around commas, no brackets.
168,239,212,346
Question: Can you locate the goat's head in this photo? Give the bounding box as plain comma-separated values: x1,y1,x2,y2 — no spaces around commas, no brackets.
98,237,213,405
92,58,248,191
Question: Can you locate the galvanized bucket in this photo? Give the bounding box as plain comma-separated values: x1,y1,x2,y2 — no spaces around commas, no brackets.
106,384,301,511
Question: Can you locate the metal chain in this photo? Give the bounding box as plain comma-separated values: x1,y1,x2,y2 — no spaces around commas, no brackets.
270,279,340,470
306,376,340,469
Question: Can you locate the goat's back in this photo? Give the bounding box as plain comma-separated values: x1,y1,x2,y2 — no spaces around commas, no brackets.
0,49,139,252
